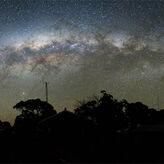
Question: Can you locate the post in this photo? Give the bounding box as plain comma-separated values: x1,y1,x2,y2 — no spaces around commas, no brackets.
45,82,48,102
157,92,159,110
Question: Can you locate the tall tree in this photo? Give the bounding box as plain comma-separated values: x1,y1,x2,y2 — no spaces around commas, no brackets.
13,99,56,118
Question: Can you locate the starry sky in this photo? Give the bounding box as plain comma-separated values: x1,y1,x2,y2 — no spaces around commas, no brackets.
1,0,164,124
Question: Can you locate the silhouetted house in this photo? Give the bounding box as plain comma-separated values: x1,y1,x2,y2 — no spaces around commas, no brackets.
38,110,95,139
131,124,164,145
37,110,96,160
126,124,164,162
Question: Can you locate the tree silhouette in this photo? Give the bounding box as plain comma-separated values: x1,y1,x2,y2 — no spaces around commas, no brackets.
125,102,149,129
13,99,56,118
96,90,129,132
74,99,98,122
13,99,56,135
74,90,129,132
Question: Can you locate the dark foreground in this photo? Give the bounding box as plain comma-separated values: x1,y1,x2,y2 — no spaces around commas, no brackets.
1,91,164,163
0,127,164,163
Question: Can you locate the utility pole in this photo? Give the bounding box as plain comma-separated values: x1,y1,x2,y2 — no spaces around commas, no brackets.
45,82,48,103
157,92,159,110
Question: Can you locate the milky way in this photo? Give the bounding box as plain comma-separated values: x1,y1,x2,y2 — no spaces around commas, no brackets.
1,0,164,124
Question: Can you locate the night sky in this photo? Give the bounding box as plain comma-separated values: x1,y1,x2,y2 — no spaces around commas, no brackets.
1,0,164,124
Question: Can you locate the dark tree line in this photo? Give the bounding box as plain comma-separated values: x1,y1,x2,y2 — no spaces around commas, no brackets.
74,90,163,130
0,90,164,162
